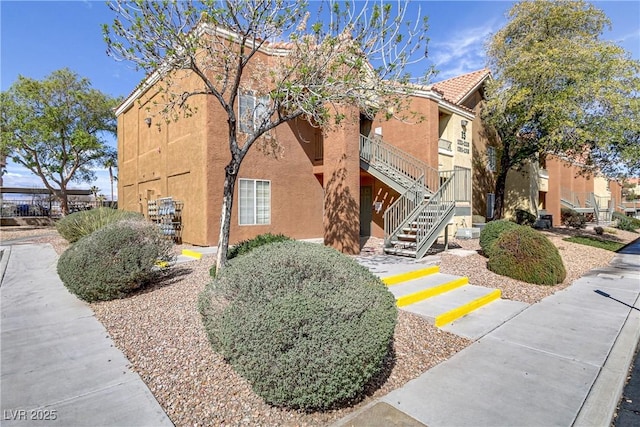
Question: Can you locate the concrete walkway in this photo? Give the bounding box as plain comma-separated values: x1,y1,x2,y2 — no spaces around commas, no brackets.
0,244,173,426
337,237,640,427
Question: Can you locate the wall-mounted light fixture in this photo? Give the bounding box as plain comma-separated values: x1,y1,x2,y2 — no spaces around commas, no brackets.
144,117,152,127
461,119,468,127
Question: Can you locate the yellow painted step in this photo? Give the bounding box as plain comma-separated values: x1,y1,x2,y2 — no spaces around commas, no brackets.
435,288,502,327
181,249,202,260
396,276,469,308
383,265,440,286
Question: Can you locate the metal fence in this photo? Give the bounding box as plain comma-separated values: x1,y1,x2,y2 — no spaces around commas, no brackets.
1,199,117,218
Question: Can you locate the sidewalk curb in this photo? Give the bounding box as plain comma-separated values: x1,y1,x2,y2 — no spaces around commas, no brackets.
573,292,640,426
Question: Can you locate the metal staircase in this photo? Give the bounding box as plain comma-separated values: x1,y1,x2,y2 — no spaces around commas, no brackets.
561,189,613,224
359,135,459,259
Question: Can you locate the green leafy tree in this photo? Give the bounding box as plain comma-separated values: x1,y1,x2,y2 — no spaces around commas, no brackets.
104,0,431,272
483,0,640,219
0,68,120,215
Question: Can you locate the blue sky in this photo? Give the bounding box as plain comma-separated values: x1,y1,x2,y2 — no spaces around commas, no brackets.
2,0,639,198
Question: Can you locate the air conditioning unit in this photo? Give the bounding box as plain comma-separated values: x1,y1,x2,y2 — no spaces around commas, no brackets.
456,228,481,239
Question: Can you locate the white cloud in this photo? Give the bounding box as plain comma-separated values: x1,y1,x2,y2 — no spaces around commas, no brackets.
429,21,499,80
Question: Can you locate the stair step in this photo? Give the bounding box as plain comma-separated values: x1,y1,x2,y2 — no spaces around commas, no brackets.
440,299,529,340
382,265,440,286
389,240,417,248
396,233,418,241
383,247,417,257
402,285,501,327
386,273,469,307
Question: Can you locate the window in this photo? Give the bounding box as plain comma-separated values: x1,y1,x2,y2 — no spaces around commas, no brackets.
239,179,271,225
487,146,497,172
239,91,270,134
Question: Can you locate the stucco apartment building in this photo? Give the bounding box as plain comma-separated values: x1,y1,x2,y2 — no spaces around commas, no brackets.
115,34,475,258
433,69,624,226
115,33,624,258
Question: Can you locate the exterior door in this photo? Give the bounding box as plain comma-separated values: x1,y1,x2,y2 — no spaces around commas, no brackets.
360,186,372,236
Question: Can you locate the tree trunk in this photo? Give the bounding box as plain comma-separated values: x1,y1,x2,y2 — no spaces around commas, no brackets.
215,161,240,273
58,189,70,215
493,167,508,220
492,137,512,220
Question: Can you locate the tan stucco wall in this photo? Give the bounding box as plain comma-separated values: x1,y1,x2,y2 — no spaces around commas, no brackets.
118,69,327,247
370,96,439,170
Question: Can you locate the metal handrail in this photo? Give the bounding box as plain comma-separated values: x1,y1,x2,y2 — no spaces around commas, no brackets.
360,135,439,192
414,171,456,249
383,175,426,244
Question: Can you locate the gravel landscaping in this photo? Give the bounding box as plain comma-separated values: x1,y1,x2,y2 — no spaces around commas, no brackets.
1,224,637,426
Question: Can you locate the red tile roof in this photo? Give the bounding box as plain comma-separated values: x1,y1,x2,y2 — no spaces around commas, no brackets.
431,69,490,105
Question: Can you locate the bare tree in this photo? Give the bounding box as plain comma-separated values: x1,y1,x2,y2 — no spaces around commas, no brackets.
104,0,431,271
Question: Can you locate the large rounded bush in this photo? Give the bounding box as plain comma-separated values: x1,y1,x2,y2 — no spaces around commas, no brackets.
211,233,292,277
56,207,144,243
479,219,521,256
487,226,566,285
198,241,397,410
57,219,174,302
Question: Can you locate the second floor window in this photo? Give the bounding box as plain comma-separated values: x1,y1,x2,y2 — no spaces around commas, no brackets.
239,91,270,134
487,146,497,172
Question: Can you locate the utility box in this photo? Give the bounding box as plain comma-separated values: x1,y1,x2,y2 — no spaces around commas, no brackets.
456,228,481,239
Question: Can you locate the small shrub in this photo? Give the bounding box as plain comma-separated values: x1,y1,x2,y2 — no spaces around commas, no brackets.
227,233,292,259
56,208,144,243
594,226,604,235
57,220,174,302
487,227,566,285
479,219,521,256
561,208,586,229
514,209,536,227
199,241,397,410
209,264,217,278
612,212,640,232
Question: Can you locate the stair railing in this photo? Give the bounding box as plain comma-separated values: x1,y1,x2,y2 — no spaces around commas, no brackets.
589,193,600,223
360,135,439,192
413,171,457,258
383,174,426,245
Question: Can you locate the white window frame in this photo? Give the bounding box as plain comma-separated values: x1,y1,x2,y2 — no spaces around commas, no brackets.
238,91,270,134
238,178,271,225
487,146,497,173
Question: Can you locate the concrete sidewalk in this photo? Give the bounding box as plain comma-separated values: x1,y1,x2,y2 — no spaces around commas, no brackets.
337,238,640,427
0,244,173,426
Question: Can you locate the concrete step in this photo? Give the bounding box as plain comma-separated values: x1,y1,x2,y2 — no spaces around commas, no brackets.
383,247,417,258
386,273,469,307
440,299,529,340
402,284,501,327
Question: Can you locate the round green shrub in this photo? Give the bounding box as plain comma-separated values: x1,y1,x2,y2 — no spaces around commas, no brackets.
613,212,639,232
198,241,397,410
57,219,174,302
210,233,292,277
479,219,521,256
227,232,292,259
561,208,586,229
487,226,566,285
56,207,144,243
514,209,536,226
